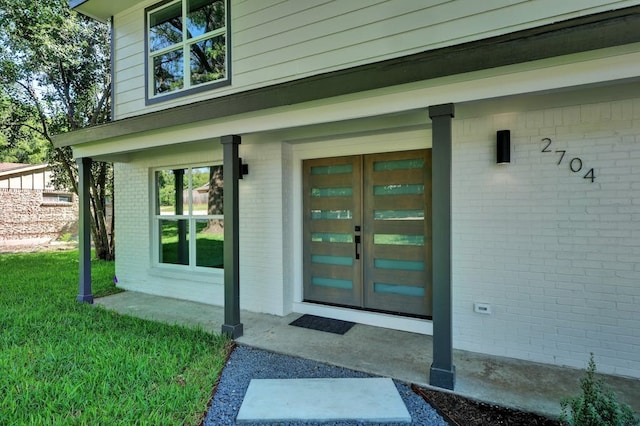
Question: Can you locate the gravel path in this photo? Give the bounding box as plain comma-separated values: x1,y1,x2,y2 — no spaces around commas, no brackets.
204,345,448,425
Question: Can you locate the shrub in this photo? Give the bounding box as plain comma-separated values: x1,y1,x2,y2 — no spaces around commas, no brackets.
561,353,639,426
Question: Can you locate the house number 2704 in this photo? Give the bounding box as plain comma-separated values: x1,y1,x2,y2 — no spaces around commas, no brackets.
541,138,596,182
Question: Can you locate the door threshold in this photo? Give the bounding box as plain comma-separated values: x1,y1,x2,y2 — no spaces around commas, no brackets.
293,302,432,335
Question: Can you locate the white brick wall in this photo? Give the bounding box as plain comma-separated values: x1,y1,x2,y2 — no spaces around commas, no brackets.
112,94,639,378
452,98,640,377
114,139,287,315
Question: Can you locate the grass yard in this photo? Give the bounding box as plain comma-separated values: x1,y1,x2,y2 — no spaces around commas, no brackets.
0,250,230,425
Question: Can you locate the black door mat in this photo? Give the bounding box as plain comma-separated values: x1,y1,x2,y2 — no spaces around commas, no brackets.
289,314,355,335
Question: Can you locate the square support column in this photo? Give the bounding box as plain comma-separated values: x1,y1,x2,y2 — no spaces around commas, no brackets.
220,135,243,339
429,103,455,390
77,157,93,303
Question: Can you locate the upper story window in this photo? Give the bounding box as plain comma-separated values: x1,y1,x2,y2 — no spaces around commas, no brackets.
146,0,229,103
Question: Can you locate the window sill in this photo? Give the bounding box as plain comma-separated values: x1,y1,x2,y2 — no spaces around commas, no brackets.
148,265,223,284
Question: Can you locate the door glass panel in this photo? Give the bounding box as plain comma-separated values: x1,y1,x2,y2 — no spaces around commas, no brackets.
374,282,425,297
311,187,353,197
312,255,354,266
311,233,353,243
312,277,353,289
374,234,424,246
374,210,423,220
311,210,352,219
373,158,424,171
374,259,424,271
194,219,223,268
374,184,423,196
310,164,353,175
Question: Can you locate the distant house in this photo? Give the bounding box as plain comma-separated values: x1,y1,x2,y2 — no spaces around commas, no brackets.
0,163,77,245
57,1,640,389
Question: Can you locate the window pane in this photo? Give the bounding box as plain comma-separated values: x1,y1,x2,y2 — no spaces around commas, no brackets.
190,165,223,216
187,0,225,38
154,49,184,95
190,35,226,86
159,219,189,265
156,169,189,215
195,219,224,268
149,2,182,52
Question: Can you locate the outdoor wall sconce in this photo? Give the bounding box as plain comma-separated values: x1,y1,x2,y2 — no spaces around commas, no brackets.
239,158,249,179
497,130,511,164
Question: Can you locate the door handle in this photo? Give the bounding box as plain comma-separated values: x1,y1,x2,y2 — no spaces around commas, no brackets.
354,235,361,260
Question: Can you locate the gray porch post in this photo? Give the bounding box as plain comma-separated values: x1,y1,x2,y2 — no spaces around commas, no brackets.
429,103,455,390
220,135,243,338
77,157,93,303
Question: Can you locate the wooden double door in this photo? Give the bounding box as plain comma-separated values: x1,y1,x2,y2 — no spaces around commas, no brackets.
303,149,432,317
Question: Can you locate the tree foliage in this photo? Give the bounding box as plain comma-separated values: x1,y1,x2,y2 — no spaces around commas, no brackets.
0,0,115,260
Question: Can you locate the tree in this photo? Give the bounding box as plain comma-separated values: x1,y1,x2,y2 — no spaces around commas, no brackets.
0,0,115,260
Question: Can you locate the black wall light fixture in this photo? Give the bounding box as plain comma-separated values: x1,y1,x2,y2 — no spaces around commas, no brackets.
497,130,510,164
239,158,249,178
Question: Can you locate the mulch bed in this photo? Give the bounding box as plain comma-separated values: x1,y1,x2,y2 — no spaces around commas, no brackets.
411,384,562,426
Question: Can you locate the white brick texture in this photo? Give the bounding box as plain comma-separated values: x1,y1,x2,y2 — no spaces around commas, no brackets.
452,99,640,377
114,141,286,315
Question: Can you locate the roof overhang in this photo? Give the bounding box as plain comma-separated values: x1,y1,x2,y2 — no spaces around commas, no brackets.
69,0,143,22
0,163,49,179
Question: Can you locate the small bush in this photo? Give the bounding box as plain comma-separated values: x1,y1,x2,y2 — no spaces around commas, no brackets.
561,353,639,426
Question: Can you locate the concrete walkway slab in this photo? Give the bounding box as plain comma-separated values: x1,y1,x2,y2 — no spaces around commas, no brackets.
95,292,640,419
236,377,411,423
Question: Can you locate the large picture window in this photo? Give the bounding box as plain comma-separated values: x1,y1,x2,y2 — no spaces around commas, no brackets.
146,0,229,102
155,165,224,269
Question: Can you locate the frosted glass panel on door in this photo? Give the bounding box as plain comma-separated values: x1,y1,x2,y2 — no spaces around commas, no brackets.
374,283,425,297
374,210,423,220
373,184,424,196
374,234,424,246
312,255,354,266
373,158,424,171
312,277,353,289
311,210,352,220
311,233,353,243
310,164,353,175
374,259,425,271
311,187,353,197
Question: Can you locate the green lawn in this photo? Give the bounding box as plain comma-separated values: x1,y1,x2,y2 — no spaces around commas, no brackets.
0,250,230,425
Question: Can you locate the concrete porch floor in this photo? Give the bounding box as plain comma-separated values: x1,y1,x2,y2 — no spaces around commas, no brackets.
95,291,640,419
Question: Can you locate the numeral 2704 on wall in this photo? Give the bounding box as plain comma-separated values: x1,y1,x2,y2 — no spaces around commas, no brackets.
541,138,596,182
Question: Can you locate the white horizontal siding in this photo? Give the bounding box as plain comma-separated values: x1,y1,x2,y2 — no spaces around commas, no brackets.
112,0,640,119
